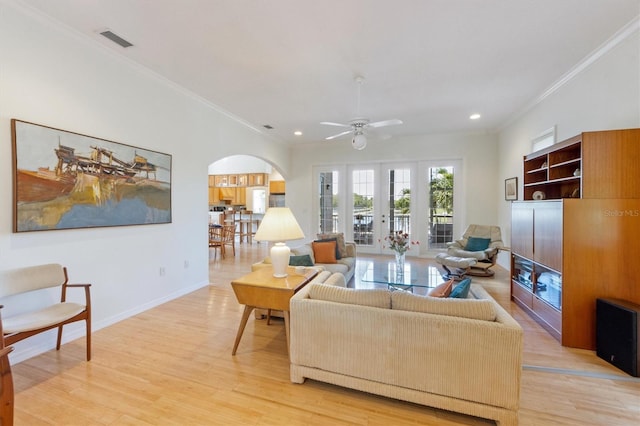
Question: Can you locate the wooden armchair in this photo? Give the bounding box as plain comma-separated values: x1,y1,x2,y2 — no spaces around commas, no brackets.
0,264,92,361
0,307,14,426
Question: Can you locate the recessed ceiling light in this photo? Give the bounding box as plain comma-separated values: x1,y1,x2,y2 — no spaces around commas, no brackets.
294,131,302,136
469,113,481,120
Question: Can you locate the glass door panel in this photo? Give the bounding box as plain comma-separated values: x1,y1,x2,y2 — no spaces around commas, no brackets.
385,167,412,238
318,170,339,233
427,166,455,250
352,168,375,246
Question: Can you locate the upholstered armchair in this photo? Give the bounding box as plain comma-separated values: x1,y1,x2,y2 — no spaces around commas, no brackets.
439,224,505,277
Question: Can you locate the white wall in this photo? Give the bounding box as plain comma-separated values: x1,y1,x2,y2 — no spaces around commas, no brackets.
208,155,273,174
0,2,289,362
496,22,640,268
288,131,500,255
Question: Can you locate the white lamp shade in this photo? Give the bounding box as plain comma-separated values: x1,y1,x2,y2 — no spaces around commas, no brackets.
254,207,305,277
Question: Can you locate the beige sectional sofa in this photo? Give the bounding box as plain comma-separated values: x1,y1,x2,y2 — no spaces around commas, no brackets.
289,283,523,426
252,241,357,283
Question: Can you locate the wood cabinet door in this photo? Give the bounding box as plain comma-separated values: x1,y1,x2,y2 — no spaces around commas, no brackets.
219,187,235,201
511,202,534,259
235,187,246,205
209,187,219,204
533,201,563,272
270,180,285,194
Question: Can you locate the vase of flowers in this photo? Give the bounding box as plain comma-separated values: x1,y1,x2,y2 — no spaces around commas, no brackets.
383,231,419,275
395,251,406,275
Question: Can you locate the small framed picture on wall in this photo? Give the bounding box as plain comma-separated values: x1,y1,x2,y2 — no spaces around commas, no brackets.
505,177,518,201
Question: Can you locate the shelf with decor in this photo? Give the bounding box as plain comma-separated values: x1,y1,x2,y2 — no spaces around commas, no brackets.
512,128,640,350
523,136,581,200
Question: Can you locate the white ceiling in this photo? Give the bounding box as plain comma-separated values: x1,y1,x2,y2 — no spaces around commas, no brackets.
17,0,640,145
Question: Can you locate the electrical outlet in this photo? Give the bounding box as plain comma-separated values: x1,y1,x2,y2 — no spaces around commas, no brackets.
184,260,189,269
159,267,166,276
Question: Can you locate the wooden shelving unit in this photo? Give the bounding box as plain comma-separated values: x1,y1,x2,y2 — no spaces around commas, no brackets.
523,136,581,200
512,128,640,350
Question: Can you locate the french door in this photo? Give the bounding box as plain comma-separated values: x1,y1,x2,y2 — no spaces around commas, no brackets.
314,160,461,256
348,163,416,255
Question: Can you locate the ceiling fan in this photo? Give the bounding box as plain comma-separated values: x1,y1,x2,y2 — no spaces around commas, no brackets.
321,76,402,150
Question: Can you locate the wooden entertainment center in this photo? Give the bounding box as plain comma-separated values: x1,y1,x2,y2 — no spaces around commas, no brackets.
511,128,640,349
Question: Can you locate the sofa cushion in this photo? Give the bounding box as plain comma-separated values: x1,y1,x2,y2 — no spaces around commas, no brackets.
289,254,314,266
312,240,337,264
308,284,391,308
317,232,347,259
291,244,315,264
449,277,472,298
464,236,491,251
315,238,341,259
337,256,355,269
391,291,497,321
427,278,454,297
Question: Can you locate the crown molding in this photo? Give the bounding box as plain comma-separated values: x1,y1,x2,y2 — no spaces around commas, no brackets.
500,15,640,131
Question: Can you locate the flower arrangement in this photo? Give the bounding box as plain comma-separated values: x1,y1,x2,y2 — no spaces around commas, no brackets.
383,231,419,255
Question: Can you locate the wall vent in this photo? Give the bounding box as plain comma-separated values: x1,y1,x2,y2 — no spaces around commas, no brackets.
99,30,133,48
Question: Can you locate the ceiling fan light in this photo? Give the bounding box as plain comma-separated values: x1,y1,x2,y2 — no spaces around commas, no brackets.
352,133,367,150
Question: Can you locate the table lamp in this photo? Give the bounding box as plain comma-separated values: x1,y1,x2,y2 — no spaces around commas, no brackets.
254,207,305,277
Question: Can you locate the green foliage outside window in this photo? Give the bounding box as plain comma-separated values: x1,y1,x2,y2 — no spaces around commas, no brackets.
430,168,453,214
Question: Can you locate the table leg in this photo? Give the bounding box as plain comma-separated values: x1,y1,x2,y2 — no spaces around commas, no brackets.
232,305,255,355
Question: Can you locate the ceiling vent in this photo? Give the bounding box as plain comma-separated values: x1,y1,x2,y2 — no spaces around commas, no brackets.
99,30,133,48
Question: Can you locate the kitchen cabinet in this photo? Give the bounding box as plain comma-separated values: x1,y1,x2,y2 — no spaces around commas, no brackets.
269,180,285,194
209,173,268,188
218,187,246,205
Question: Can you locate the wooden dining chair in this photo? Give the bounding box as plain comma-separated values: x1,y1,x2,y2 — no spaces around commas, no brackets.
222,223,236,257
208,225,224,259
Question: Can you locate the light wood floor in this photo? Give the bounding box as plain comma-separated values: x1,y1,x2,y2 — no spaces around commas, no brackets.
11,243,640,425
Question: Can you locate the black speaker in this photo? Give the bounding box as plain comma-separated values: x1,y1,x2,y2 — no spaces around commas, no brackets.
596,298,639,377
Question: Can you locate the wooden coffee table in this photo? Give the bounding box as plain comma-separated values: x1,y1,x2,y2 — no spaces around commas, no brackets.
230,266,318,355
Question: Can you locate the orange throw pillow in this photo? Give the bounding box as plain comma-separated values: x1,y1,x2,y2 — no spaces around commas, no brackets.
428,278,454,298
312,240,338,264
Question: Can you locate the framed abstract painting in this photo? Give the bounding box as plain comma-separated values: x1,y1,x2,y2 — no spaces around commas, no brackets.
11,119,172,232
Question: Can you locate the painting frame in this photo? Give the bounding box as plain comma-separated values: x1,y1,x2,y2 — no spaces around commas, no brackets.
11,119,172,232
505,177,518,201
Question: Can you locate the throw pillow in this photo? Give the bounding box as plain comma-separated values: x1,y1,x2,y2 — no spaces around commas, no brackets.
427,278,454,298
289,254,314,266
291,244,315,264
317,232,347,258
314,237,341,259
312,240,338,264
449,277,472,298
465,236,491,251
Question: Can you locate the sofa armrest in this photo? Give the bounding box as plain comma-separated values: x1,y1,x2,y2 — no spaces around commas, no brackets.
345,242,357,258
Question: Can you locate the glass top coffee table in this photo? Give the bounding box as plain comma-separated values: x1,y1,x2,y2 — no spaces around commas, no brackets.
361,260,445,295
